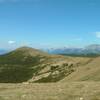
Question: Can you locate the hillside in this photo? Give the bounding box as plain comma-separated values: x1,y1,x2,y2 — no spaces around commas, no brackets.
0,46,92,83
0,47,51,83
60,56,100,82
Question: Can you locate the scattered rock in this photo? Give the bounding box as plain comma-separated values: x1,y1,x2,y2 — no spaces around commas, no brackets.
80,97,84,100
22,82,29,85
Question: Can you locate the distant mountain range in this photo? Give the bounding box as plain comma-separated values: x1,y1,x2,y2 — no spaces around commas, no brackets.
46,44,100,56
1,44,100,56
0,49,9,55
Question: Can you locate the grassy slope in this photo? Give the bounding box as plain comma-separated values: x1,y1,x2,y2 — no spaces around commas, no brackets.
0,82,100,100
0,47,48,83
60,56,100,82
35,56,93,83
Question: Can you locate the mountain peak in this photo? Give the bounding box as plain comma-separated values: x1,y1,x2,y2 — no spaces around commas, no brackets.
16,46,35,51
13,46,49,57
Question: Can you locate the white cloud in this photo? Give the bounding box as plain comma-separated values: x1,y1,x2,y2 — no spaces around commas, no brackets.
95,32,100,38
8,41,16,44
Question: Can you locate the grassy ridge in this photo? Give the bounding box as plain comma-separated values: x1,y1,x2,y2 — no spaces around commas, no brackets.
0,49,43,83
61,53,100,57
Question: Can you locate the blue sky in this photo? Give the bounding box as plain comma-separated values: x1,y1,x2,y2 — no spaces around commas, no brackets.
0,0,100,49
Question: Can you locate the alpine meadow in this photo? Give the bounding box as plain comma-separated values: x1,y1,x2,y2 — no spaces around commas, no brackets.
0,0,100,100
